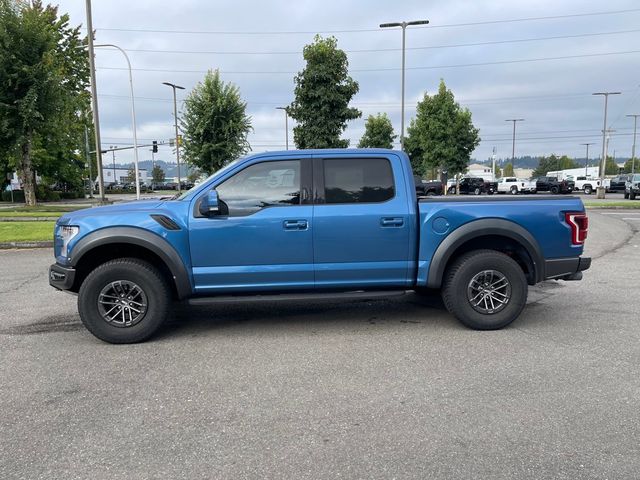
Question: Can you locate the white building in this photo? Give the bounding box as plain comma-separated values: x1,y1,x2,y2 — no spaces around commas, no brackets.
100,166,149,185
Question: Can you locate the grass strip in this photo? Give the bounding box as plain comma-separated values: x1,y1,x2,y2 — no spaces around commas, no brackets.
0,221,56,242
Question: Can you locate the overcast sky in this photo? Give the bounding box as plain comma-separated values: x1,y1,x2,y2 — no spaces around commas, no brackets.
55,0,640,165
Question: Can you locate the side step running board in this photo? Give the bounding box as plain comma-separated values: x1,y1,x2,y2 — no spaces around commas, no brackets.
187,290,407,306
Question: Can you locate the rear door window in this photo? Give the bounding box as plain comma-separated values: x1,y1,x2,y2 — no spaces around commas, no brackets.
323,158,395,204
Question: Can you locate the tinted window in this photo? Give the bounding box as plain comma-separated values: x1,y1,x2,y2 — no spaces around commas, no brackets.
323,158,394,204
216,160,301,216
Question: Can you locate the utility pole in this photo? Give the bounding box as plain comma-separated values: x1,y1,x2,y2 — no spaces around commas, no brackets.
491,146,497,181
85,0,105,201
505,119,524,167
84,126,94,198
626,114,639,174
580,142,595,176
163,82,185,192
593,91,621,198
110,146,117,184
276,107,289,150
380,19,429,151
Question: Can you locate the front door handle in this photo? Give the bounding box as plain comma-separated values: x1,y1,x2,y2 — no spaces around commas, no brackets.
283,219,308,230
380,217,404,227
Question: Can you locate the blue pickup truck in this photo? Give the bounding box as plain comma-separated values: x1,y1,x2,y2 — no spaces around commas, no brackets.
49,149,590,343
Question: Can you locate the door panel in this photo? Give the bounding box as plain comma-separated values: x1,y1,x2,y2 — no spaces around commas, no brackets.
189,158,313,293
312,156,412,288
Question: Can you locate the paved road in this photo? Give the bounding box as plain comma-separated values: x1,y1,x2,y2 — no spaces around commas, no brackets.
1,211,639,479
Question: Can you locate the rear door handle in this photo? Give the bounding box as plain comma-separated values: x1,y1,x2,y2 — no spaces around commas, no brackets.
380,217,404,227
283,219,308,230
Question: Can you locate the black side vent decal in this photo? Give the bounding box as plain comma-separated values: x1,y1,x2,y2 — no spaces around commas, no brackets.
150,214,181,231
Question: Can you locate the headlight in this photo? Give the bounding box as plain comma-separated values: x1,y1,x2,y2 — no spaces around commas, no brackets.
59,226,79,257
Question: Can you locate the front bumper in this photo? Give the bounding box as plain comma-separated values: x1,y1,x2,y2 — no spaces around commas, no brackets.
544,256,591,281
49,263,76,292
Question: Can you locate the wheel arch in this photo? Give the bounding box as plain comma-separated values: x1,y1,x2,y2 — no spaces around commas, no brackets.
426,219,544,288
69,227,192,299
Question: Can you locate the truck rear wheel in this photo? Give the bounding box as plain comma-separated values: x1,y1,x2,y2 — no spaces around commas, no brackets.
584,185,593,195
78,258,171,343
442,250,527,330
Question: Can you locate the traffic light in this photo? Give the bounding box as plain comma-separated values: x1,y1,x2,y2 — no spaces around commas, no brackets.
177,134,183,146
152,141,158,153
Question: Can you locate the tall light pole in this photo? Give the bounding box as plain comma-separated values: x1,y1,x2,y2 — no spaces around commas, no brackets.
626,114,639,174
276,107,289,150
580,142,595,176
593,92,621,198
95,44,141,200
505,119,524,166
84,0,105,202
163,82,185,192
379,19,429,150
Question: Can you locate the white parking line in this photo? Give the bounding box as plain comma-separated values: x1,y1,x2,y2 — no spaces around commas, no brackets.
622,218,640,220
601,212,640,215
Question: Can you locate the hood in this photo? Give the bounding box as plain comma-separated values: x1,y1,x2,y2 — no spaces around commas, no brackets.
57,200,168,224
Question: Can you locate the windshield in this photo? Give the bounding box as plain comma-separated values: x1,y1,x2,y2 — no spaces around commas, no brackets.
172,158,244,200
633,174,640,182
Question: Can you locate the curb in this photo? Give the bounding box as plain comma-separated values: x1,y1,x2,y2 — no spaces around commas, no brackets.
585,205,640,210
0,241,53,249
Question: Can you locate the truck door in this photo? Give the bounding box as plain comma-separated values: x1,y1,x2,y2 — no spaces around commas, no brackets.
189,157,314,293
311,155,412,288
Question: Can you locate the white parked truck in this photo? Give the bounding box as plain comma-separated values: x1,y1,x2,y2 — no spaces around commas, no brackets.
496,177,537,194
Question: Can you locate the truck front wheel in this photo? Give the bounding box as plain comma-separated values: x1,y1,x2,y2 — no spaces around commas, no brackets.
78,258,171,343
442,250,527,330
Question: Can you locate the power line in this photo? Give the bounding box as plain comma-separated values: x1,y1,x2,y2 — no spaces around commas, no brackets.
94,8,640,35
113,29,640,56
96,49,640,75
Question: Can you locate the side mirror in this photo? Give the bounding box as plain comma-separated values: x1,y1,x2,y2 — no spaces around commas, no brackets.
199,189,220,216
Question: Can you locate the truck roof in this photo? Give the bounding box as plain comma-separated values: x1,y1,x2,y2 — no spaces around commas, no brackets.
246,148,404,158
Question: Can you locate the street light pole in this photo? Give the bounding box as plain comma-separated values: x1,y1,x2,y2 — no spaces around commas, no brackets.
95,44,141,200
276,107,289,150
163,82,185,193
626,114,639,174
84,0,105,202
505,119,524,166
593,92,621,199
380,19,429,150
580,142,595,176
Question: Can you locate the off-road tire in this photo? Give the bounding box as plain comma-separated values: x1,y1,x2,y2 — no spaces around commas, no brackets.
442,250,528,330
510,186,518,195
550,186,559,194
78,258,171,343
584,185,593,195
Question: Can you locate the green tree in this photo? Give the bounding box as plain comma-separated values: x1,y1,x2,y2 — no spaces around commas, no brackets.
532,154,578,177
151,165,165,183
622,158,638,173
405,80,480,177
187,168,201,184
503,163,514,176
0,1,89,205
358,113,396,149
126,166,136,183
605,156,620,175
180,69,252,175
494,165,502,178
288,35,361,148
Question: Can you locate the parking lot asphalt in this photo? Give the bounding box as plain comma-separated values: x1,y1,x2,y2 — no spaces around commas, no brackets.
1,210,639,479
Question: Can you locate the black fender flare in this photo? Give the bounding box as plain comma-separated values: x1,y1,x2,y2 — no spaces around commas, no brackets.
69,227,191,299
426,218,545,288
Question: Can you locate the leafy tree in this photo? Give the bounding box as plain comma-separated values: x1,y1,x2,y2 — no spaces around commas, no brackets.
0,1,90,205
358,113,396,149
151,165,165,183
288,35,361,148
180,69,252,175
126,166,136,183
532,155,579,177
622,158,638,173
604,156,620,175
494,165,502,178
503,163,514,177
405,80,480,177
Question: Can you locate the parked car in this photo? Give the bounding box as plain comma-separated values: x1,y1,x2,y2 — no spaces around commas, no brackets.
625,174,640,200
533,176,574,194
447,177,497,195
49,149,590,343
610,174,632,193
414,176,443,196
573,176,609,195
496,177,536,194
